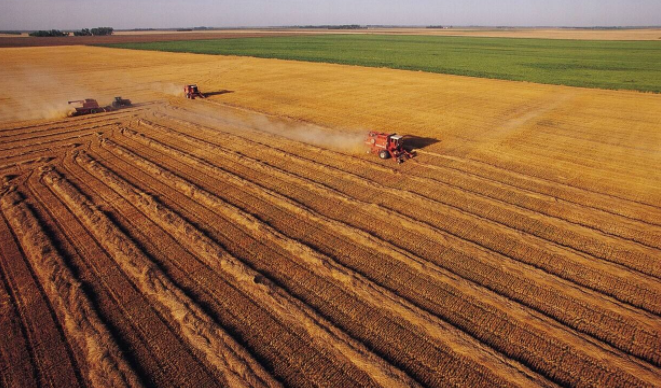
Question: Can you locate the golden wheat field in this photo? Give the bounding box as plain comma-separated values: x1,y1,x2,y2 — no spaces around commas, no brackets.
1,46,660,387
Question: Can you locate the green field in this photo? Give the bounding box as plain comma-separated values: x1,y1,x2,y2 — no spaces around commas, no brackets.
106,35,661,92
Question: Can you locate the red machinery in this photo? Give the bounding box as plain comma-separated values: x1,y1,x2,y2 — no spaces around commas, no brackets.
67,99,106,116
365,131,415,164
184,84,205,99
67,97,132,117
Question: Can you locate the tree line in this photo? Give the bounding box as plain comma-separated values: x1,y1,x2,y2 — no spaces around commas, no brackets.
29,27,113,37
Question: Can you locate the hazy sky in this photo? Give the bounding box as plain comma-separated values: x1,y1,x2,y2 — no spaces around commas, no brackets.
1,0,659,30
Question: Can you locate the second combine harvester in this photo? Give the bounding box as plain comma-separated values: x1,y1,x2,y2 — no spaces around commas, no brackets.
365,131,415,164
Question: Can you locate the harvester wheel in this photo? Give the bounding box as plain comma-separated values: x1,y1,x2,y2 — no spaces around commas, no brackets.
379,150,390,160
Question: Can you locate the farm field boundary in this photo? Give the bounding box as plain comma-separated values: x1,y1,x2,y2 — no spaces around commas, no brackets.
105,35,661,92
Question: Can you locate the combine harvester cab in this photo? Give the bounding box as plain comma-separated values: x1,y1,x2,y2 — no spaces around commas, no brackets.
184,84,206,99
365,131,415,164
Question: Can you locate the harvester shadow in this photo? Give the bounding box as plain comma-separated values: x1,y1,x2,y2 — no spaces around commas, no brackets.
204,90,234,97
403,136,440,151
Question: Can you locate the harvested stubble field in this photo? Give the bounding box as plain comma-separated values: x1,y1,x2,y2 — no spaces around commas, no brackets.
0,46,660,387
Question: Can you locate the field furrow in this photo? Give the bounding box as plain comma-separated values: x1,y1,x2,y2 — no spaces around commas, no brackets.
0,193,87,388
24,166,226,388
100,130,661,386
404,164,661,250
418,150,661,226
0,252,38,388
0,188,143,388
146,110,661,252
41,168,282,388
140,116,661,316
469,150,661,213
124,120,661,354
80,138,548,381
58,147,392,388
0,122,118,143
245,129,661,279
68,151,431,388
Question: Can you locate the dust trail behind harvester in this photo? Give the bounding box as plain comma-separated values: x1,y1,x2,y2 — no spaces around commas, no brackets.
245,114,366,154
0,65,99,122
169,101,366,154
148,82,183,97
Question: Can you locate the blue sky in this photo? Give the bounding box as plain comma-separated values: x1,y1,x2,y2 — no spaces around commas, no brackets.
1,0,659,30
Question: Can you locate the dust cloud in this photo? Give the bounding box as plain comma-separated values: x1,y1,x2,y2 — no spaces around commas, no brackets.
0,65,97,121
170,101,367,154
148,82,183,97
245,114,366,154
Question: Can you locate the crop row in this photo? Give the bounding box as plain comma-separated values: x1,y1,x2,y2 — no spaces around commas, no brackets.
0,187,143,388
133,119,661,349
143,116,661,315
415,149,661,226
404,164,661,250
138,117,661,360
0,121,117,143
0,220,48,387
191,114,661,277
58,150,387,388
152,108,661,247
190,106,661,252
41,167,281,388
502,135,659,188
107,129,661,385
0,105,145,134
84,138,543,387
259,132,661,279
466,148,661,212
224,128,661,310
27,162,286,387
71,150,425,388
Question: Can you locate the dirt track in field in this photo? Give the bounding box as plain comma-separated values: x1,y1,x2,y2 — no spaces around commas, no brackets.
0,46,660,387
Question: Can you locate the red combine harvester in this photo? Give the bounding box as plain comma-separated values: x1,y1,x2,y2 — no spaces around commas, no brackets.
184,84,206,99
67,99,106,116
67,97,132,117
365,131,415,164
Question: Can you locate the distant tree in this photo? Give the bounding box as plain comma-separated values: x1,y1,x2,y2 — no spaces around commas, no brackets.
29,29,68,37
73,28,92,36
90,27,113,36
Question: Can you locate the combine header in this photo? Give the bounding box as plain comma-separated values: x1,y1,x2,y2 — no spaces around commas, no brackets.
184,84,206,99
365,131,415,164
67,97,132,117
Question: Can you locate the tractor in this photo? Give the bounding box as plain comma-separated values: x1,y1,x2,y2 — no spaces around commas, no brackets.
110,96,132,109
365,131,415,164
184,84,205,99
